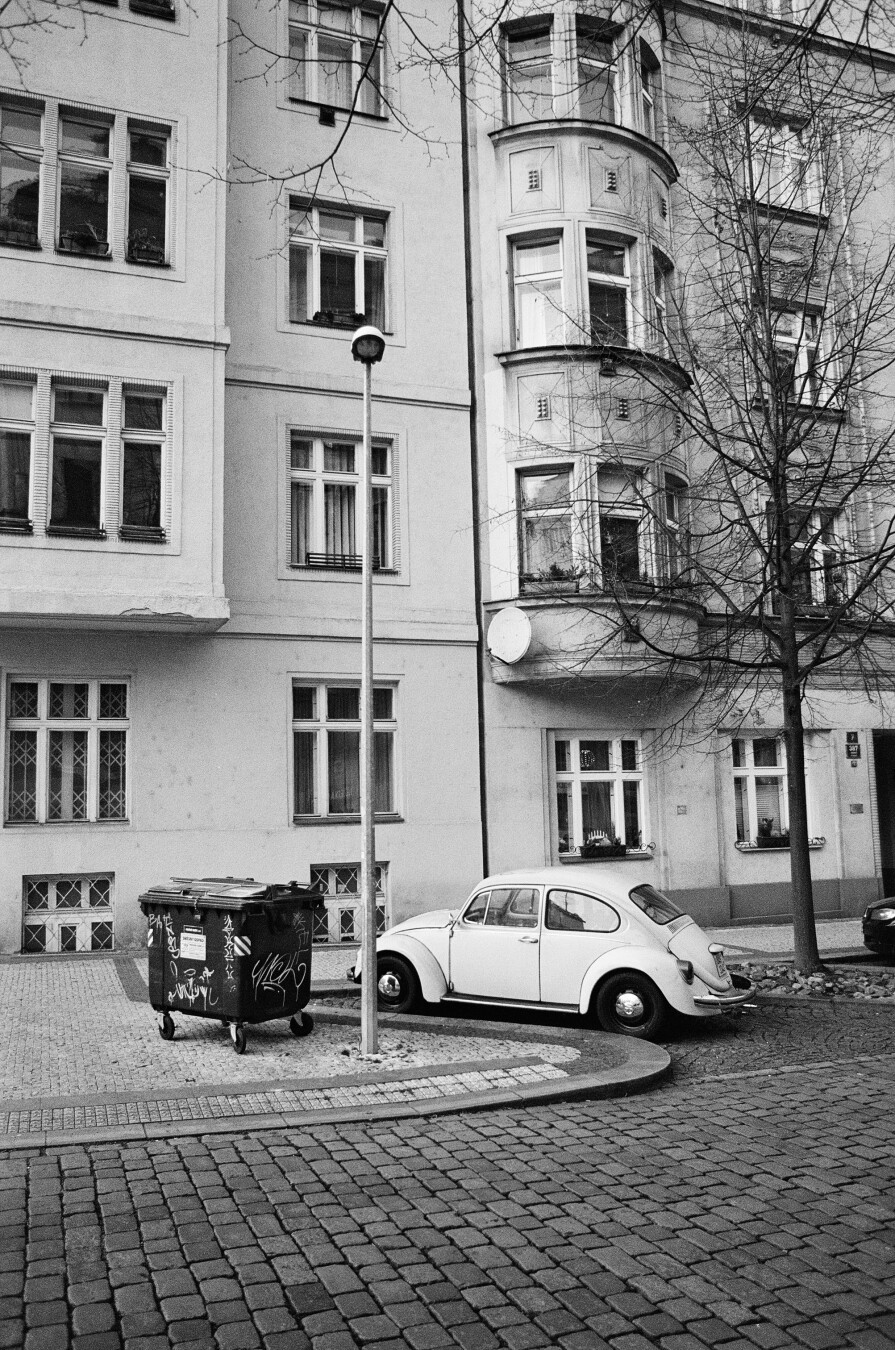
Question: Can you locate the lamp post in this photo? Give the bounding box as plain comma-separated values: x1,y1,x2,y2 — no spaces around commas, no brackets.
351,323,386,1056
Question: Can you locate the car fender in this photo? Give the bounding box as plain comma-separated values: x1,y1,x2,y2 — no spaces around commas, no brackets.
578,947,695,1017
377,935,448,1004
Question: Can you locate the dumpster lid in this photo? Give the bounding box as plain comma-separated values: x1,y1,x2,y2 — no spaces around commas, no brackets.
138,876,323,909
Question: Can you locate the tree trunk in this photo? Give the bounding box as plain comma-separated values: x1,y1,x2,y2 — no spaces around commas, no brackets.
781,669,823,971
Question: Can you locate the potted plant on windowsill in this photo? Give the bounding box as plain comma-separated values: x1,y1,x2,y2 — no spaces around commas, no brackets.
521,564,582,595
0,219,39,247
756,818,790,848
580,833,627,859
58,224,110,256
126,230,165,264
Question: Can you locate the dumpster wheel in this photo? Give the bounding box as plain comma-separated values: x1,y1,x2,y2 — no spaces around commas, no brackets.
289,1012,314,1038
230,1023,247,1054
159,1013,175,1041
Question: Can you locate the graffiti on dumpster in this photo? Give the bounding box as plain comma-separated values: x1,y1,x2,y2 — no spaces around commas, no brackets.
251,951,307,1006
168,962,219,1010
222,914,237,992
149,911,179,959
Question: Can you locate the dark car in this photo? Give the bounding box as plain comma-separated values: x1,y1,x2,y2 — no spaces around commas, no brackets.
863,899,895,957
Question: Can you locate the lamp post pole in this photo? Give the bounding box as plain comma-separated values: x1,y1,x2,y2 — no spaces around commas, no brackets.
352,325,386,1056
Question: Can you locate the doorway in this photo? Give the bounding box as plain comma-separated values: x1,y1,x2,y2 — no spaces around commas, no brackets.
872,732,895,897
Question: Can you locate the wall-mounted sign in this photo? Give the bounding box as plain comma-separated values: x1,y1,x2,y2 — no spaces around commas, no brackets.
846,744,861,761
846,731,859,744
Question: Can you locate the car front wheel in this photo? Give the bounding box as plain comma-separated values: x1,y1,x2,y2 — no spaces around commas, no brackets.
594,972,669,1040
376,955,420,1014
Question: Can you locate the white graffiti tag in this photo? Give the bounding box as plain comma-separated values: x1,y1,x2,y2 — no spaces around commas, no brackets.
222,914,237,992
250,952,307,1007
168,961,218,1010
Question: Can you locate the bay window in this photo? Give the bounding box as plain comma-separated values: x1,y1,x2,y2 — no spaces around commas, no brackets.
512,236,564,347
576,20,615,122
662,474,687,581
292,681,397,818
554,734,644,855
289,200,387,328
517,467,574,583
290,431,392,570
598,468,643,585
0,378,35,530
289,0,384,116
639,43,660,140
0,102,42,247
587,233,629,344
504,24,554,123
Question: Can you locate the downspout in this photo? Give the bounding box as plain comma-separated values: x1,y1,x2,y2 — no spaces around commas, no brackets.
457,0,490,874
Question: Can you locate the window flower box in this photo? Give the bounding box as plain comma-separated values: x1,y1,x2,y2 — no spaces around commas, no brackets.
127,235,166,265
580,838,627,859
0,221,39,248
58,231,110,257
756,833,790,849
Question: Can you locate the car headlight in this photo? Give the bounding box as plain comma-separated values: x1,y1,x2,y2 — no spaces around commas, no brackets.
872,907,895,922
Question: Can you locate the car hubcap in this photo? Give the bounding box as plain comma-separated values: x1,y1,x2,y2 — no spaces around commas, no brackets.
614,989,645,1021
378,972,402,1001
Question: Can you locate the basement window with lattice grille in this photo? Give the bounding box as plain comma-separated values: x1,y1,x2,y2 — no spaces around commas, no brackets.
308,862,388,944
5,677,129,824
22,873,114,953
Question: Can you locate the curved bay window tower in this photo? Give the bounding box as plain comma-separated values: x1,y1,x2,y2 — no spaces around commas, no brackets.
470,3,697,872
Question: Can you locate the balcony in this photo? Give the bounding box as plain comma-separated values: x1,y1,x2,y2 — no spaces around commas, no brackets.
485,589,701,685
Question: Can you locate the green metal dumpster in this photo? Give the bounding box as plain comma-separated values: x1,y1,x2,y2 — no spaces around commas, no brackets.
139,876,324,1053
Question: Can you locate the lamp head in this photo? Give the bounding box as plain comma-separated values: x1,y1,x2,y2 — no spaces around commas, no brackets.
351,324,386,365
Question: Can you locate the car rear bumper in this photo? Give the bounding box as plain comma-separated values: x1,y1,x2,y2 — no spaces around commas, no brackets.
692,973,755,1010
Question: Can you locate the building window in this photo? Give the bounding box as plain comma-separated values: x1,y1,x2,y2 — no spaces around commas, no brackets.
663,474,687,581
121,387,166,539
22,873,115,954
512,236,564,347
639,42,660,140
288,0,384,116
48,384,106,537
517,467,575,585
652,253,671,353
587,233,628,344
771,311,830,403
289,200,387,328
292,681,397,819
5,679,128,825
504,23,554,123
732,737,789,843
0,379,35,531
308,862,387,943
554,734,644,855
289,432,392,570
772,506,848,610
130,0,176,19
0,101,42,248
57,115,112,256
749,115,821,213
126,125,169,265
598,468,643,586
575,20,615,122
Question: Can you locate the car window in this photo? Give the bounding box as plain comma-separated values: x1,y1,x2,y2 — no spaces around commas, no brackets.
545,888,619,933
628,883,684,925
463,890,490,924
483,886,540,929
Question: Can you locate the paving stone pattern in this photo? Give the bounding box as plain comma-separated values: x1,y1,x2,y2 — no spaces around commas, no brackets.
2,1037,895,1350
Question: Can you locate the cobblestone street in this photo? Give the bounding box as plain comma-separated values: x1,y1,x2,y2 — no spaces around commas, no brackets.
2,997,894,1350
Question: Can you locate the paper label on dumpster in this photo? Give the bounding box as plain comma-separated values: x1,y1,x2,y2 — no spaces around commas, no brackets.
179,927,206,961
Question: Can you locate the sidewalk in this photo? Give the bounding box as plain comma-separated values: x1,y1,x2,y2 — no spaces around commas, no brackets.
0,948,669,1149
704,916,866,960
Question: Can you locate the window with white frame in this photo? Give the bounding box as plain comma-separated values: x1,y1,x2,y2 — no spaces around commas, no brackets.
652,252,672,354
289,432,392,570
749,115,821,213
662,473,687,581
58,114,113,256
598,468,644,585
22,873,115,955
553,734,644,855
292,681,397,818
771,310,832,404
288,0,384,116
587,233,629,344
308,862,387,943
49,384,106,537
0,101,42,247
6,678,129,825
771,505,848,609
126,125,170,265
289,200,387,329
504,23,554,123
512,236,564,348
503,15,618,126
517,466,575,584
0,378,35,530
639,42,660,140
575,19,616,122
732,736,789,843
121,387,166,538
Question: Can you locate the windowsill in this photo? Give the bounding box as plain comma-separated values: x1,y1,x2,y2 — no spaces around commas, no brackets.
55,246,112,260
559,849,654,863
738,197,829,230
735,837,826,852
129,0,176,18
46,525,107,540
287,97,388,124
288,563,398,576
750,396,845,423
126,255,171,268
0,519,33,534
4,819,129,828
293,813,404,826
289,318,395,336
119,525,166,543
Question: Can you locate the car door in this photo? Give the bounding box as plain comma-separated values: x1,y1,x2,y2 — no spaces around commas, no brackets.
538,886,622,1007
448,885,542,1001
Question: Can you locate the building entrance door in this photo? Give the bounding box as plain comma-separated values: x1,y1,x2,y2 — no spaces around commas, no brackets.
872,732,895,897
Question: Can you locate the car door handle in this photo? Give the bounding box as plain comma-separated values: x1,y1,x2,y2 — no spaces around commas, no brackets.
518,936,539,943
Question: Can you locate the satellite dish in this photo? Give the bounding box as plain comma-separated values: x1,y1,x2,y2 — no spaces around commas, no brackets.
487,606,532,664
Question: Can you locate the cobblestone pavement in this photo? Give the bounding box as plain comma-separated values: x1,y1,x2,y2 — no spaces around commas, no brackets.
2,1014,894,1350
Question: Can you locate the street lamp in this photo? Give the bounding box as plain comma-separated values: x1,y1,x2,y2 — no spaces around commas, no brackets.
351,324,386,1055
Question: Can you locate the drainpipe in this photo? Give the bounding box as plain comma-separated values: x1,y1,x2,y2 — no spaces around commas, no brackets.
457,0,490,875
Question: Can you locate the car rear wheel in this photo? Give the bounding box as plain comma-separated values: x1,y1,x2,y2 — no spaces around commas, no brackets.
594,972,669,1040
376,955,419,1014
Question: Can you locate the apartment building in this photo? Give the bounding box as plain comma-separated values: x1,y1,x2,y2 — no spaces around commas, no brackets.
0,0,483,954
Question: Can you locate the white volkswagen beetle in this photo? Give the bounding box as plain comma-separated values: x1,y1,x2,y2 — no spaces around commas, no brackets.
349,867,754,1039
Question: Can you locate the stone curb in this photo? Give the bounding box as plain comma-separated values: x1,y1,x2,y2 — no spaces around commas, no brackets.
0,1010,671,1153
